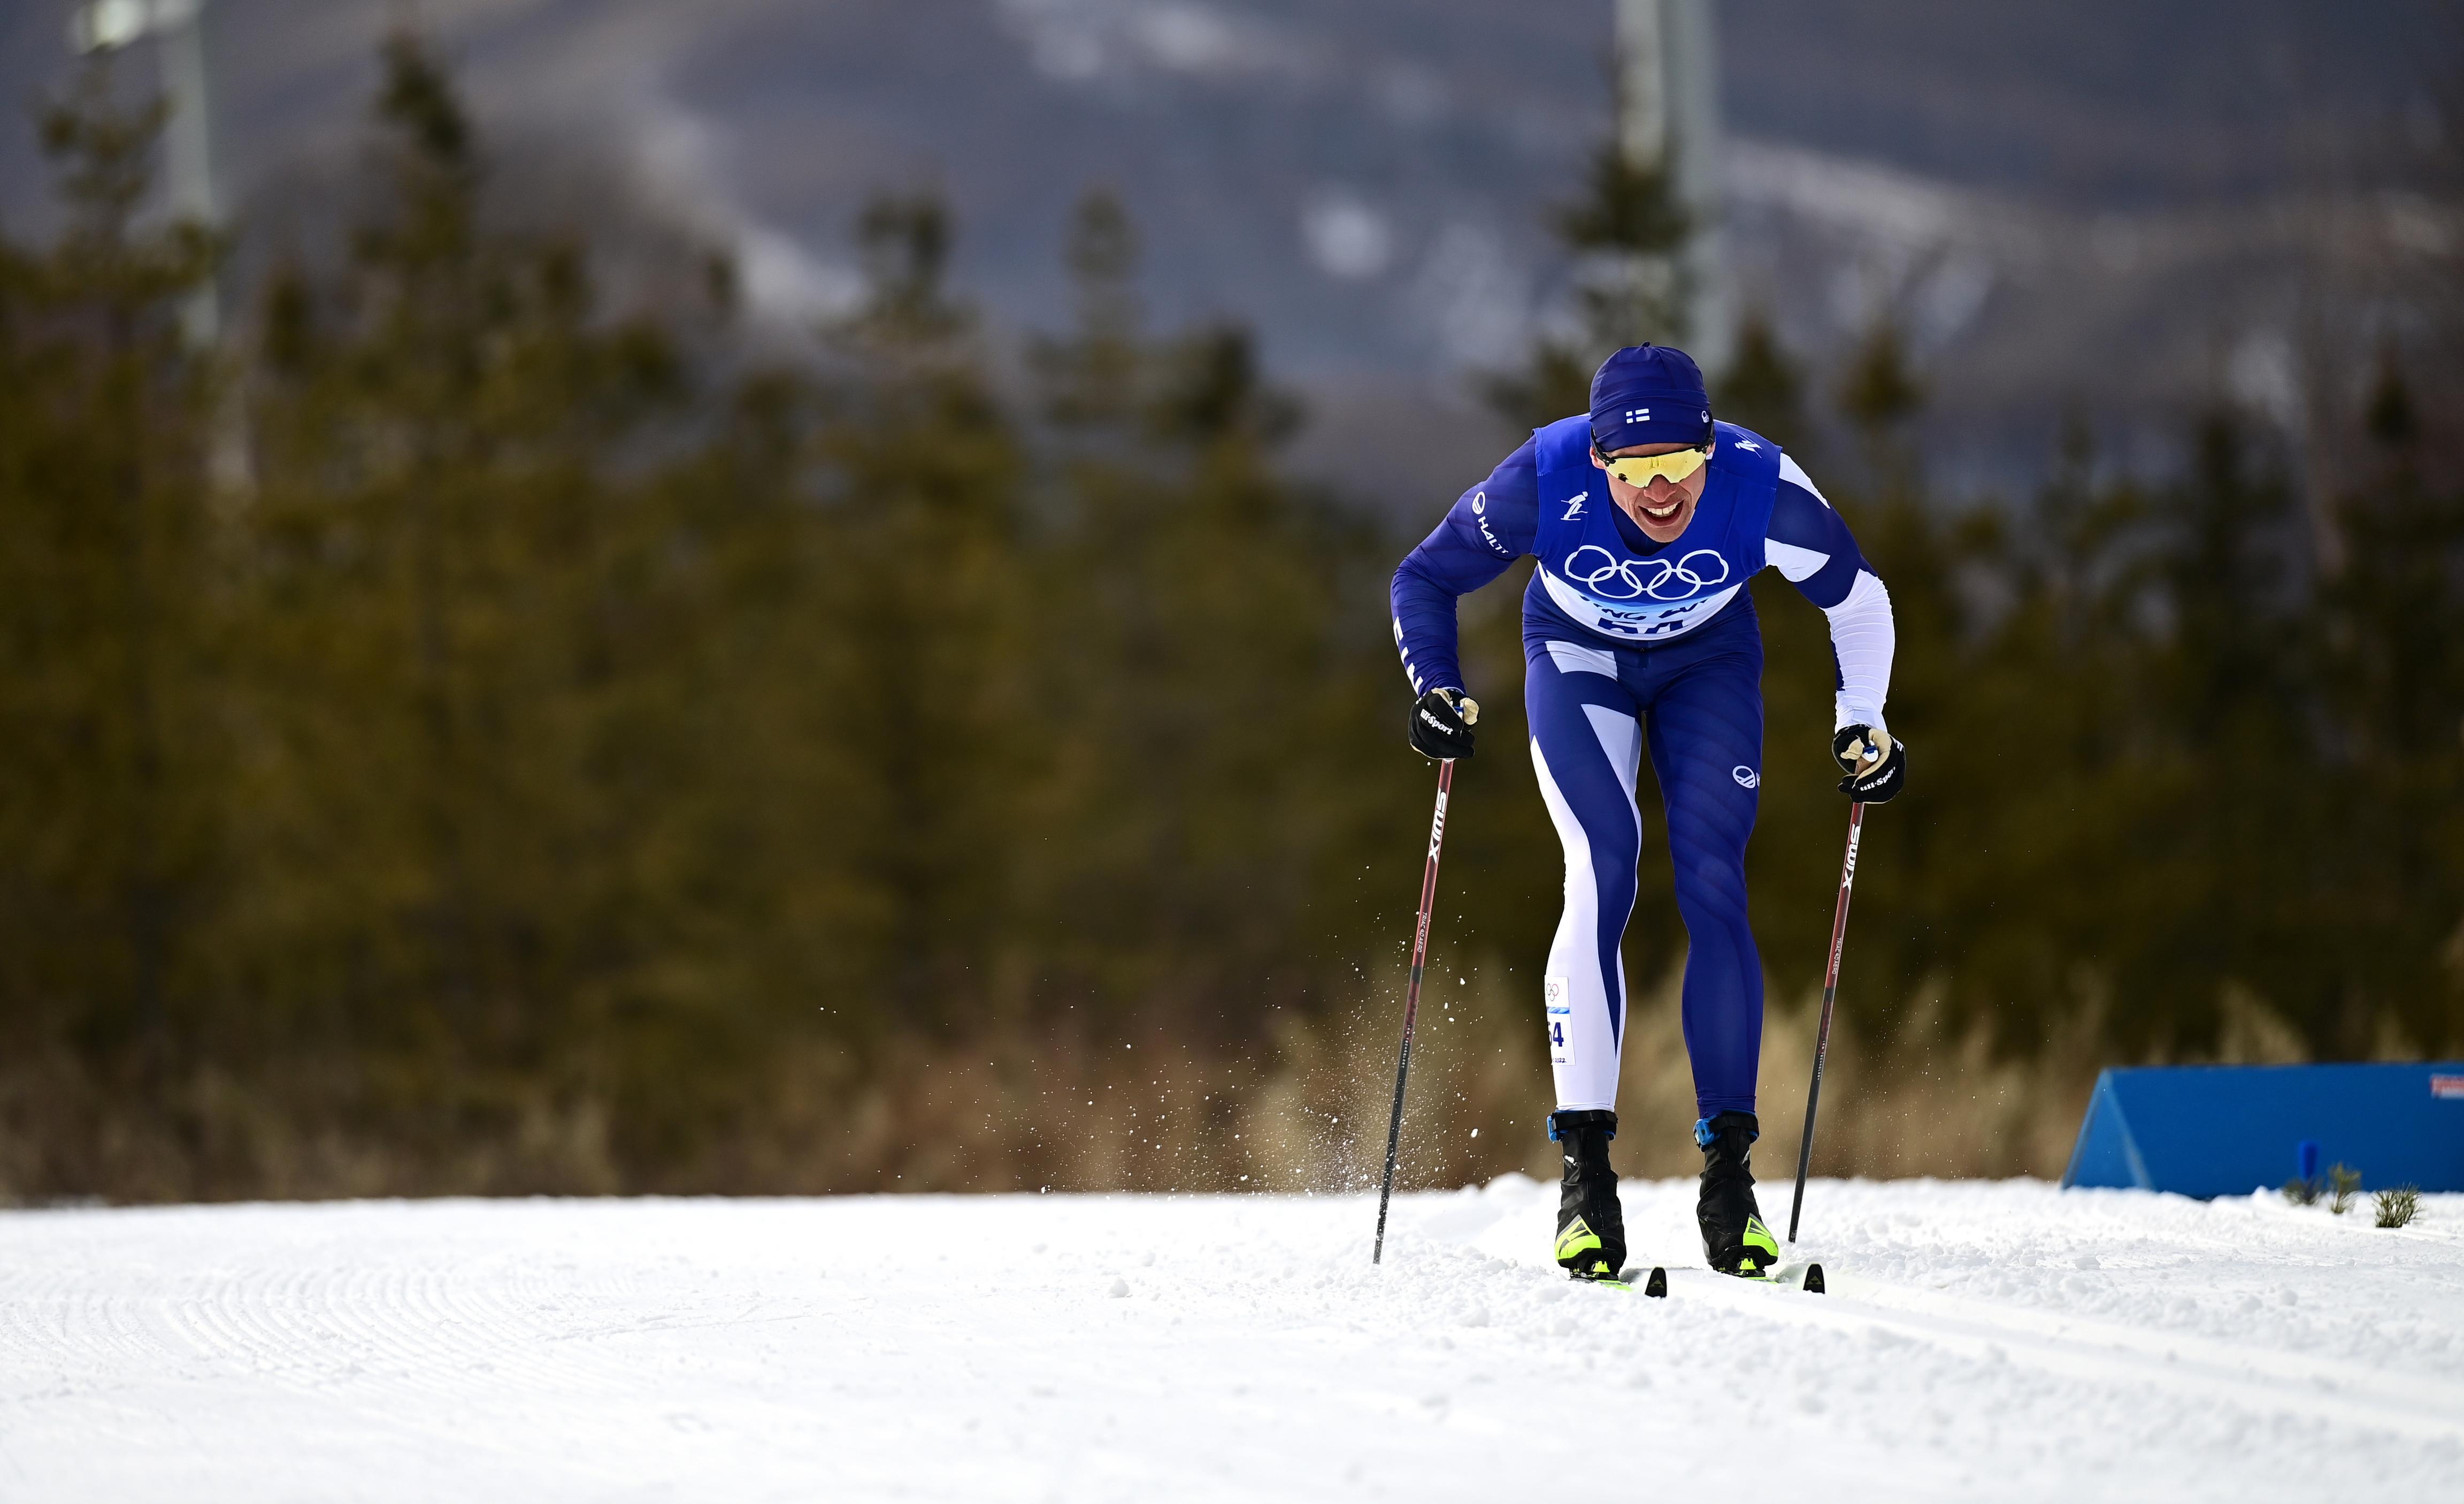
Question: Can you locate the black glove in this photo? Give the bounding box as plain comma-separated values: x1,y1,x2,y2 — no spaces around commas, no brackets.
1408,688,1479,761
1833,724,1905,802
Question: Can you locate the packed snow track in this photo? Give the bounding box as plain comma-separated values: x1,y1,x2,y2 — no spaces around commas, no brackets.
4,1178,2459,1501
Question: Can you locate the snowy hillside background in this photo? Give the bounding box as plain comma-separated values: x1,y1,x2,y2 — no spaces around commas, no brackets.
1,0,2453,499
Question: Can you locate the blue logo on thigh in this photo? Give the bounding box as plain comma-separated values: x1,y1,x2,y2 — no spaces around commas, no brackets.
1732,765,1759,788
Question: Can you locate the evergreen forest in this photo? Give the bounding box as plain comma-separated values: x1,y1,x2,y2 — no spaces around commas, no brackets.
4,38,2459,1201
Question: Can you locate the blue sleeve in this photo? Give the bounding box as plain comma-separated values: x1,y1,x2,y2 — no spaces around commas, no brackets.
1388,439,1539,695
1764,466,1875,609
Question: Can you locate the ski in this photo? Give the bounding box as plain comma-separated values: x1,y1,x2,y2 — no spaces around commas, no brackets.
1733,1260,1825,1293
1570,1263,1662,1295
1599,1261,1824,1296
1760,1260,1826,1293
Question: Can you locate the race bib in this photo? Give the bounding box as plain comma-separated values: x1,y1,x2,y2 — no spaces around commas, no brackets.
1544,975,1572,1065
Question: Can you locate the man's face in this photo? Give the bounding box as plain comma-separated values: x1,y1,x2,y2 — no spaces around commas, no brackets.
1590,440,1710,544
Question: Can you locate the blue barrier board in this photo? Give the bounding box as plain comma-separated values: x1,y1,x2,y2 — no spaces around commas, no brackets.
2061,1062,2464,1198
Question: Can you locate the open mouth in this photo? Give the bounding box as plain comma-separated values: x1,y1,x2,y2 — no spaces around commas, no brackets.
1640,496,1686,523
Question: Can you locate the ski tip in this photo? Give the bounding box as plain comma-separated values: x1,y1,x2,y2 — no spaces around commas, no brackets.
1803,1262,1825,1295
1644,1266,1668,1298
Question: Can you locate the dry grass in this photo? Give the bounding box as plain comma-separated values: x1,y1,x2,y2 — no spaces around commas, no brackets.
800,957,2363,1196
2374,1186,2421,1229
728,956,2119,1196
0,956,2397,1205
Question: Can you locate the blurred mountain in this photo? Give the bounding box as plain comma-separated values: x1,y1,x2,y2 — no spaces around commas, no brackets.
2,0,2453,501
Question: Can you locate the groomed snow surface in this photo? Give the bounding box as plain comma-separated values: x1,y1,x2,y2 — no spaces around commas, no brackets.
4,1178,2460,1501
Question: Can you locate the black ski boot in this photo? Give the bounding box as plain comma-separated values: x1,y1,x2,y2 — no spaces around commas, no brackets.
1696,1110,1779,1279
1550,1109,1626,1282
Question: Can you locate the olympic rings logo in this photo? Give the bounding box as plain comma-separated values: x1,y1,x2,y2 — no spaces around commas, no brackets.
1560,545,1730,601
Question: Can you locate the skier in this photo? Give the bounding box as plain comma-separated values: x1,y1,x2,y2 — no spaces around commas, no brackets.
1391,344,1904,1282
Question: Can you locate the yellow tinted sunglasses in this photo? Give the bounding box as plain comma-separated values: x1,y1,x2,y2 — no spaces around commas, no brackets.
1598,444,1710,487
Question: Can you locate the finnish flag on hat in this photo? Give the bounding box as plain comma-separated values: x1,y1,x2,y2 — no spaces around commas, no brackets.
1588,344,1711,452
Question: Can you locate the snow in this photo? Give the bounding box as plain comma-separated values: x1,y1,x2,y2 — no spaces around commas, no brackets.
4,1178,2460,1501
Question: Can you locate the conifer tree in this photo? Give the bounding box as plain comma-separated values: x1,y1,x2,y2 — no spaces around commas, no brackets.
242,32,703,1175
2315,354,2464,1049
1714,310,1809,450
807,189,1028,1034
1482,133,1692,431
1020,191,1389,1038
0,59,221,1110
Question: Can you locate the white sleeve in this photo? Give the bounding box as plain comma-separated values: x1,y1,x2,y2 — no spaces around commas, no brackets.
1823,569,1895,732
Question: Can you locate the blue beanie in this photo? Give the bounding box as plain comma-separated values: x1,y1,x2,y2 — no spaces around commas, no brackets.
1588,344,1711,453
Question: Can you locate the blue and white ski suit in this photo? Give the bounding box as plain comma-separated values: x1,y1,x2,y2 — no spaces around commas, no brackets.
1391,417,1893,1119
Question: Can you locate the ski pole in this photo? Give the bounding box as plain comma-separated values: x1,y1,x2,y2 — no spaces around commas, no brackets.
1372,758,1456,1265
1787,801,1866,1244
